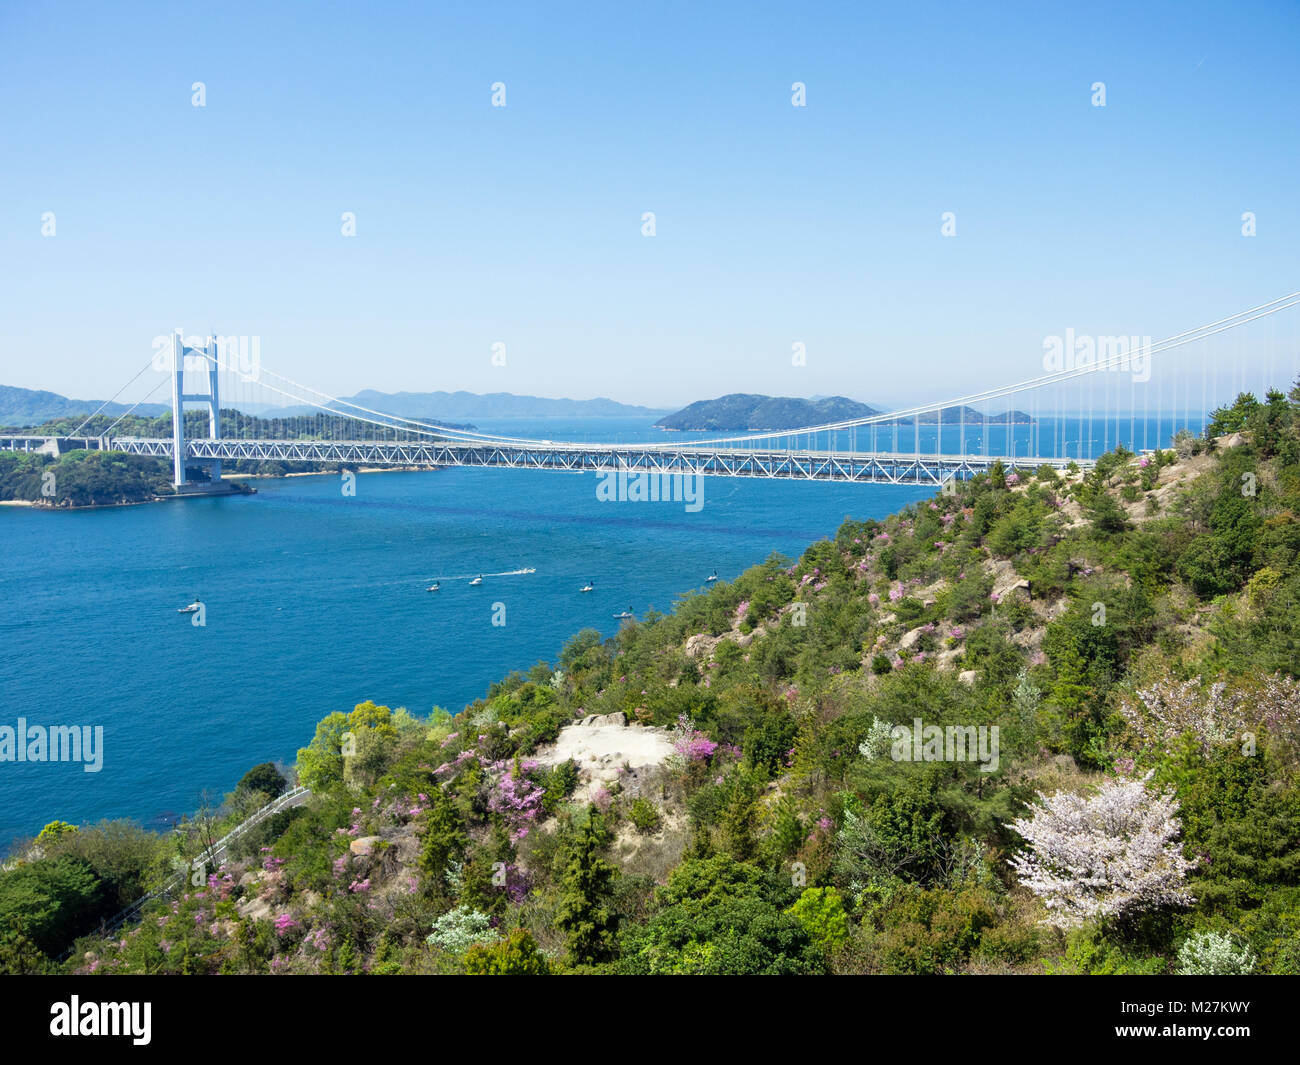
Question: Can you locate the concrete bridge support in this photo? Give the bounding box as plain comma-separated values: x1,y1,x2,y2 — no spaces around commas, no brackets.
170,331,222,487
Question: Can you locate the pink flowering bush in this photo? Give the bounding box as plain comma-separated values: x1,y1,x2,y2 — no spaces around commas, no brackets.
672,714,718,762
487,758,546,829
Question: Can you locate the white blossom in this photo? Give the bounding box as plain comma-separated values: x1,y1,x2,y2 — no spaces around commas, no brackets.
1009,777,1196,928
858,717,894,761
1120,671,1300,757
1176,931,1256,975
426,905,497,953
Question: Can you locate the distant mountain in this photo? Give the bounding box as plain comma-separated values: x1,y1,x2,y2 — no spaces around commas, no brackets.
656,394,882,431
276,390,669,421
0,385,169,428
656,394,1034,431
909,405,1034,425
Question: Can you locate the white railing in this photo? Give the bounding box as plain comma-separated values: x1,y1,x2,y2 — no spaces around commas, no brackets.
62,785,311,956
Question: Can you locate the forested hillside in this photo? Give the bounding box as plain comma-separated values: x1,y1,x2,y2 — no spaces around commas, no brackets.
4,384,1299,975
0,450,176,507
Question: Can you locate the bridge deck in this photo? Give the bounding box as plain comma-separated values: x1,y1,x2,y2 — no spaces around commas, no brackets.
0,435,1092,486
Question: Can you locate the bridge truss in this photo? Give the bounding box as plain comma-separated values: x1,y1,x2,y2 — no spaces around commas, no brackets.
101,436,1078,485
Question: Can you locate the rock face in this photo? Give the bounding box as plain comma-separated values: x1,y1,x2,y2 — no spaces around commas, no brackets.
684,633,717,659
935,647,963,671
349,835,381,856
533,716,677,802
987,558,1032,603
899,626,927,650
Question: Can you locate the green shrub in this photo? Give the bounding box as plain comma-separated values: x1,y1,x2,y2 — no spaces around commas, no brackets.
463,928,551,974
627,797,663,834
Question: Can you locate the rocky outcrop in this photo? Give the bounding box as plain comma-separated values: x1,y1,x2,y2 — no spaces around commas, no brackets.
349,835,381,856
533,715,677,803
684,633,718,659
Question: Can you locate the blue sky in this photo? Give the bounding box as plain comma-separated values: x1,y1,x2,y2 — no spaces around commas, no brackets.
1,0,1297,408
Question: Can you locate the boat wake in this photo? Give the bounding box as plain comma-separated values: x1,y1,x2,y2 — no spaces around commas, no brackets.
428,567,537,582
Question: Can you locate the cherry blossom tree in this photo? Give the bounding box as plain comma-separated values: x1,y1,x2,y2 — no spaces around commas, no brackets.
1119,671,1300,757
1009,776,1197,928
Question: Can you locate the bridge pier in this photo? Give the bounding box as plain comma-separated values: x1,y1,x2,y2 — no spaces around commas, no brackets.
170,331,223,488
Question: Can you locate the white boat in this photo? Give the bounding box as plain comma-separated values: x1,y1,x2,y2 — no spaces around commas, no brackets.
580,580,595,593
469,575,483,586
427,582,440,592
613,608,634,619
177,599,202,614
706,571,719,583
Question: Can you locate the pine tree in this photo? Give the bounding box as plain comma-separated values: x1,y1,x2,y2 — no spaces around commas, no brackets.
418,789,466,891
555,810,618,965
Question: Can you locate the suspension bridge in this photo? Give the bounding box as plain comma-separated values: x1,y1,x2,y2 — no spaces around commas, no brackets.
4,293,1298,490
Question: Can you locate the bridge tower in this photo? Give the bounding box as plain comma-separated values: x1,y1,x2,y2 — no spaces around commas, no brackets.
169,330,222,488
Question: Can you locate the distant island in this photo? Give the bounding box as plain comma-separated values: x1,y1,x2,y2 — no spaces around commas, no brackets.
656,394,881,431
276,390,669,421
656,394,1034,431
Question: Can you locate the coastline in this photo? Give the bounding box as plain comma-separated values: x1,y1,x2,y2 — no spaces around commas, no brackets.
0,466,433,509
0,484,255,512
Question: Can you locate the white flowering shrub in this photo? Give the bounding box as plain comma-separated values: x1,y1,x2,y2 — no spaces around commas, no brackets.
467,706,499,731
1009,776,1197,928
1012,669,1042,727
1176,931,1257,975
1119,671,1300,756
858,717,894,761
426,906,497,953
